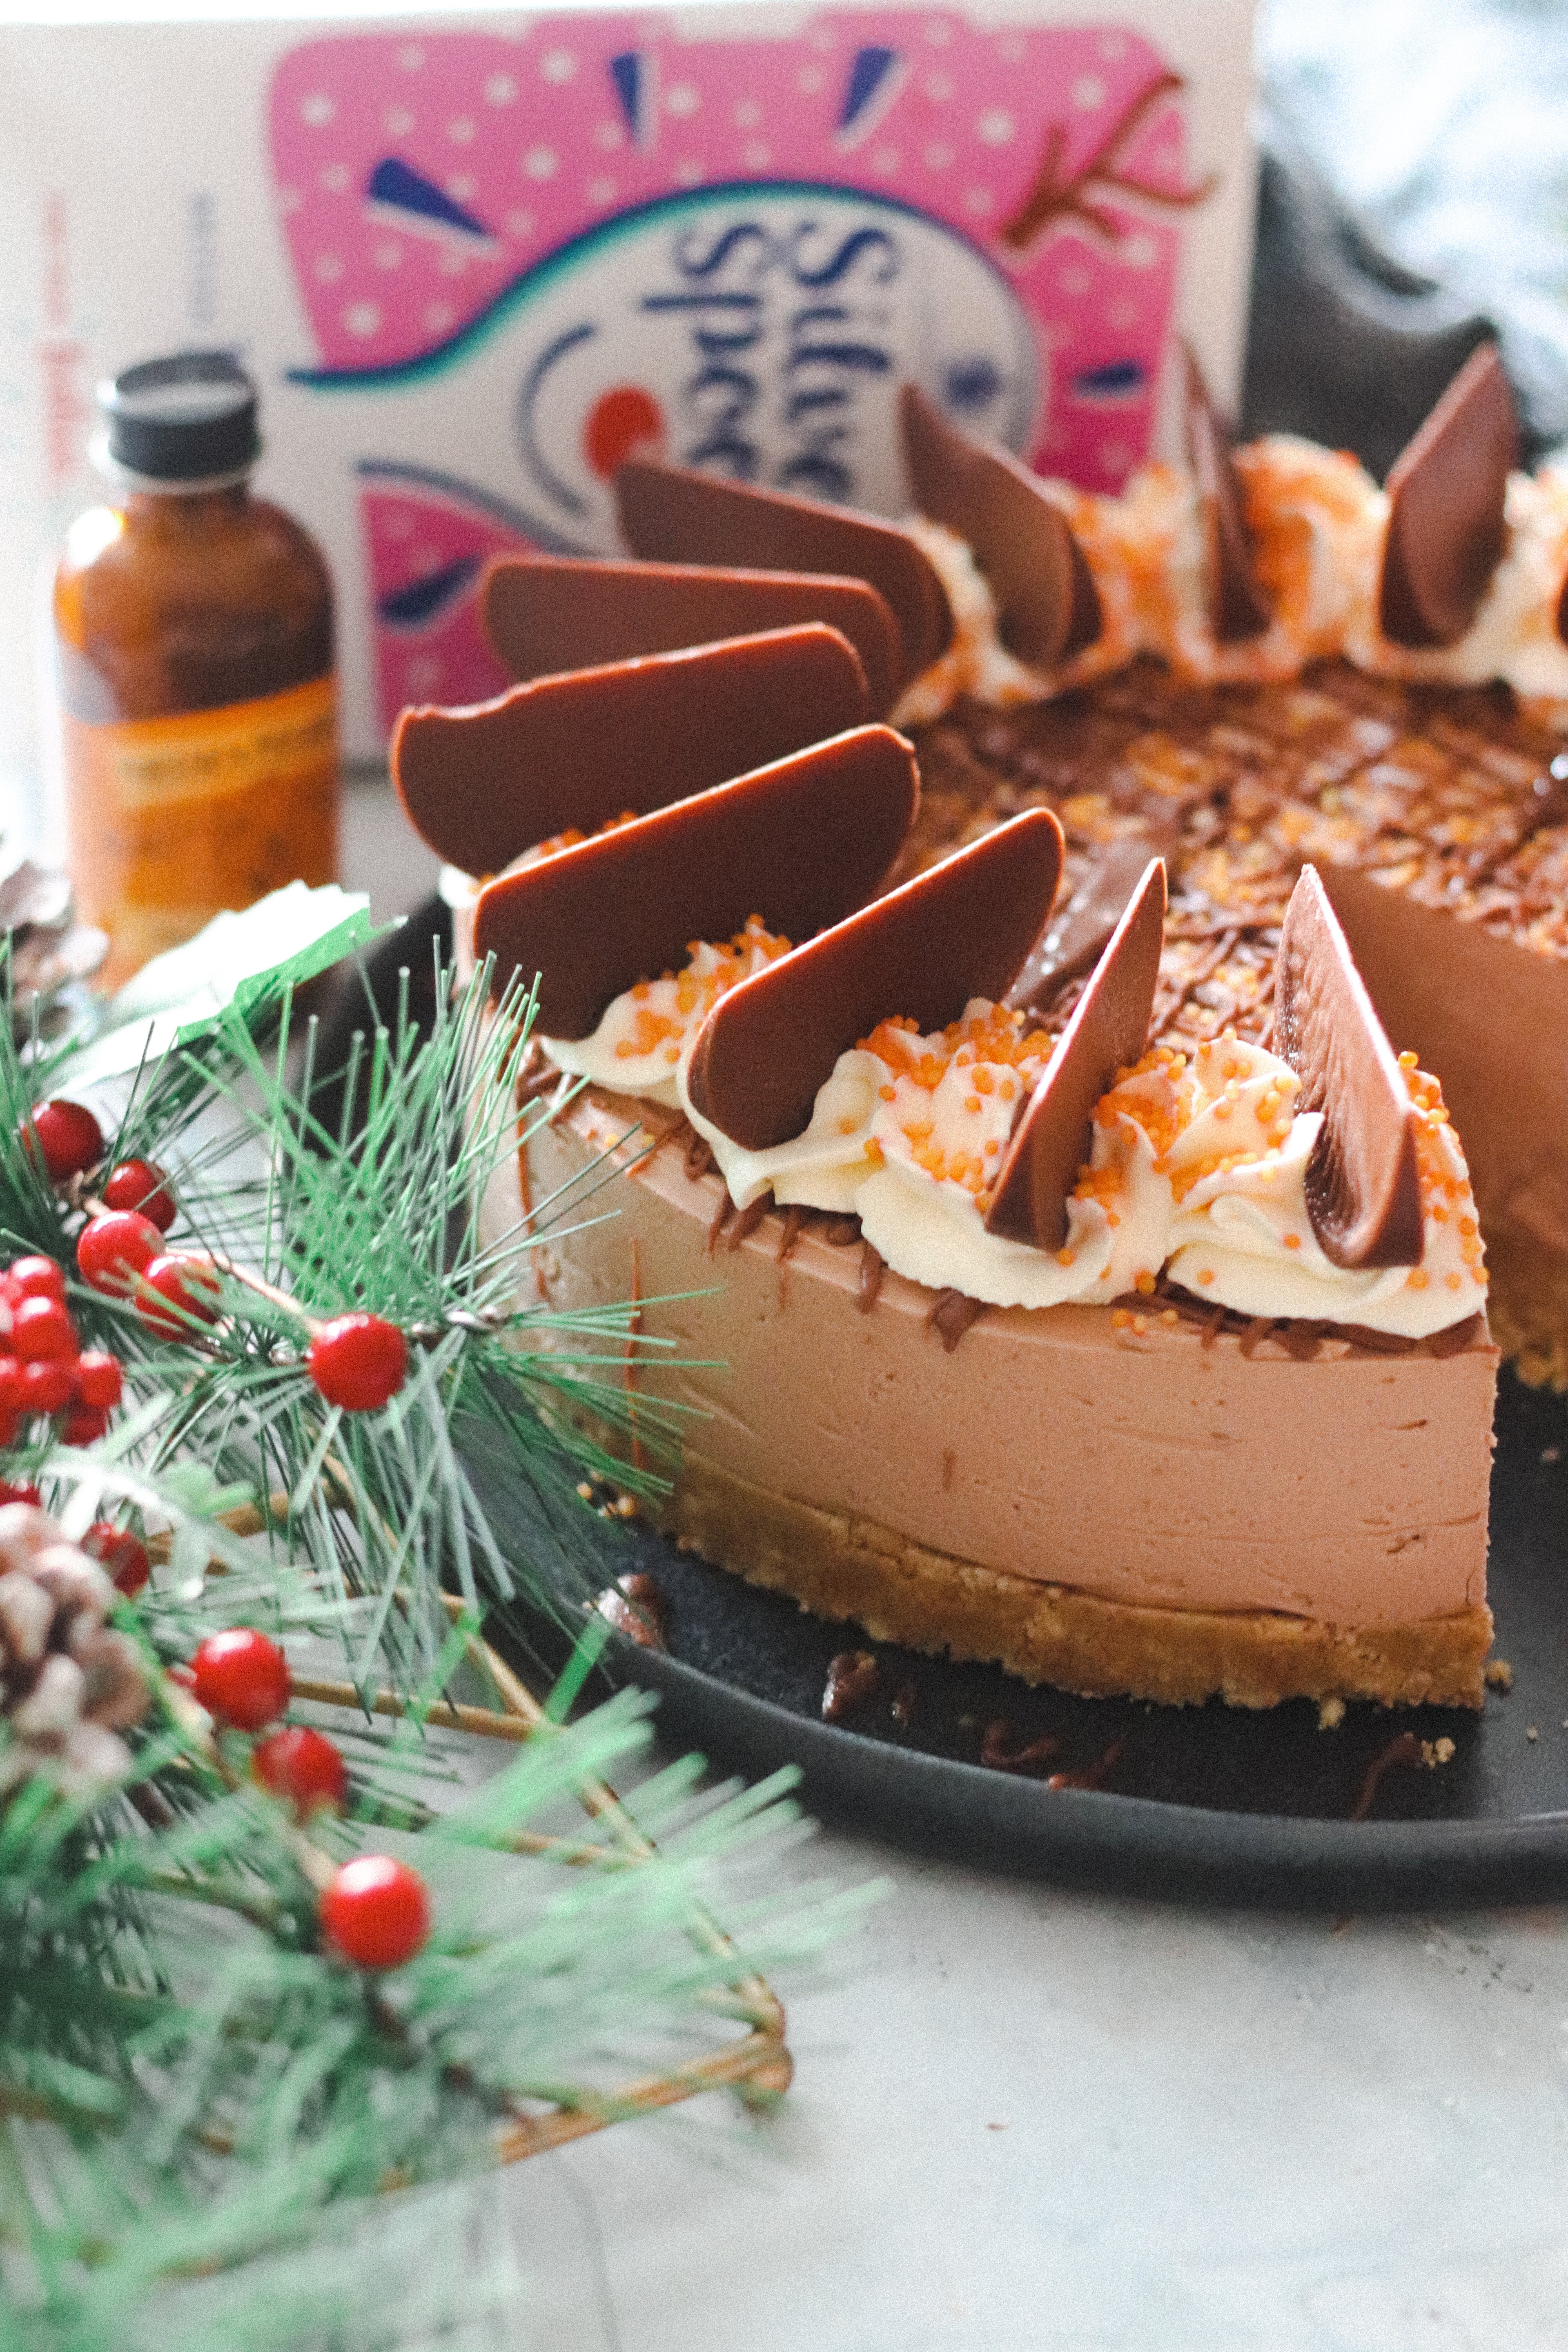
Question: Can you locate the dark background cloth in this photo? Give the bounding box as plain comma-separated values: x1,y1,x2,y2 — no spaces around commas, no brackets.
1247,0,1568,473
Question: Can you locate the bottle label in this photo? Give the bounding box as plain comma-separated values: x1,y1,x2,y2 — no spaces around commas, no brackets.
62,674,339,982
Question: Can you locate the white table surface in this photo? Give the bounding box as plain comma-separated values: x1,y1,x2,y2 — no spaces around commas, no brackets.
341,769,1568,2352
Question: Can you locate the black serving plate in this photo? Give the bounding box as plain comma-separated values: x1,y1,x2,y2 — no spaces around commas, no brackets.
583,1370,1568,1911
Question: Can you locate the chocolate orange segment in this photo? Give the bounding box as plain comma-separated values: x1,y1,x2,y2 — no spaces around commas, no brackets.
899,383,1102,666
686,809,1064,1152
1276,863,1423,1269
473,725,919,1038
986,858,1166,1250
481,554,903,717
616,458,954,686
1007,834,1174,1015
392,623,869,876
1378,342,1517,648
1183,344,1272,643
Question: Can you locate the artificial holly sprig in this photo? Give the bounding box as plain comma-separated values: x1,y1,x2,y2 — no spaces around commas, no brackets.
2,932,697,1703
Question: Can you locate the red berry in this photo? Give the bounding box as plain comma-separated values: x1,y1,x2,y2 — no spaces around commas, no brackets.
102,1159,176,1232
73,1350,123,1409
254,1726,347,1816
20,1359,72,1414
307,1314,408,1413
25,1099,103,1183
319,1855,430,1971
84,1521,150,1595
190,1628,290,1730
0,1481,43,1509
12,1297,77,1363
0,1358,22,1411
78,1212,162,1296
9,1256,66,1304
63,1404,110,1447
136,1254,222,1338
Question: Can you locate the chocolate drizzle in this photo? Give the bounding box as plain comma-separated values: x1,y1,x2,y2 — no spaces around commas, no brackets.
985,858,1167,1250
616,458,954,688
392,624,869,875
1183,344,1272,643
473,723,920,1036
898,383,1102,667
481,553,904,718
1274,864,1423,1269
1378,343,1517,648
1007,835,1174,1015
684,810,1064,1152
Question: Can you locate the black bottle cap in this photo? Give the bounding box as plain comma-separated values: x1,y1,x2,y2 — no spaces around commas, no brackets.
97,350,261,483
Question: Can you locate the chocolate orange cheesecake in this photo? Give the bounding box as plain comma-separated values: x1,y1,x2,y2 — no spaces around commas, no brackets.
386,351,1568,1710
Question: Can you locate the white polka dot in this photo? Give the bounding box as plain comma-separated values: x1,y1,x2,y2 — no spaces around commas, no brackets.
665,82,699,117
410,542,441,574
798,66,824,95
278,186,303,216
924,18,953,42
300,92,335,129
962,187,994,217
1100,438,1132,473
1109,297,1139,329
384,106,415,137
399,44,423,71
486,74,517,105
587,175,617,206
871,144,900,175
1123,231,1159,270
383,510,413,541
505,207,535,237
675,158,705,187
1073,76,1107,109
320,164,350,194
540,48,577,84
997,35,1025,64
523,146,559,180
448,117,475,145
978,108,1014,145
734,98,762,129
314,253,344,283
439,249,469,277
593,119,624,151
743,141,772,171
1100,32,1127,60
406,656,443,696
809,24,835,49
448,174,477,202
1058,263,1091,296
423,302,454,334
373,241,402,271
343,302,381,338
924,72,953,101
923,140,954,169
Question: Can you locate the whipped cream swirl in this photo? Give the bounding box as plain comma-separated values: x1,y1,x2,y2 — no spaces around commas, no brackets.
538,933,1486,1337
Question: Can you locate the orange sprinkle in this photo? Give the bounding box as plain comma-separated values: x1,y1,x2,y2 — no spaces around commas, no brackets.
1407,1269,1429,1290
1134,1271,1156,1296
1283,1233,1301,1250
1057,1247,1075,1268
1398,1050,1418,1069
965,1095,982,1115
1197,1269,1215,1285
1446,1272,1462,1291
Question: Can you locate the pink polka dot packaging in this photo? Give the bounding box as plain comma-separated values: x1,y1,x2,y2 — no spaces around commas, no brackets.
0,3,1256,778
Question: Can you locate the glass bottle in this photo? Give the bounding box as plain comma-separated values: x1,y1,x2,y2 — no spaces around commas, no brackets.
53,350,337,986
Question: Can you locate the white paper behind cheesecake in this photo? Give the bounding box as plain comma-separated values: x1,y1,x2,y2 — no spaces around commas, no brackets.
0,0,1257,820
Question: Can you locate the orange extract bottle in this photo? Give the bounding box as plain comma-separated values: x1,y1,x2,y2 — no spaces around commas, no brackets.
53,351,338,985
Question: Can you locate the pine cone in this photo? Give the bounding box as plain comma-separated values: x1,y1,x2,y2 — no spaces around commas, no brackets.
1,858,108,1041
0,1503,150,1797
